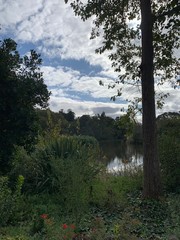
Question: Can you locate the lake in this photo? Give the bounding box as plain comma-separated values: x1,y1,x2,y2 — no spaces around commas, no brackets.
99,141,143,173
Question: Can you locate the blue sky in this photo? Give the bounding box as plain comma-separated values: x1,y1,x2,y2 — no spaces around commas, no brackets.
0,0,179,120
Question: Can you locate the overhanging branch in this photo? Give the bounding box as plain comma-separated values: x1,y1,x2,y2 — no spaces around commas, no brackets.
153,5,180,22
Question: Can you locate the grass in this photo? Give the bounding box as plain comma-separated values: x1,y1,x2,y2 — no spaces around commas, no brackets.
0,171,179,240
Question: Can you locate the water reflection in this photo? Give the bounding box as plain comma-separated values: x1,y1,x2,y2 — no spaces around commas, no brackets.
99,141,143,172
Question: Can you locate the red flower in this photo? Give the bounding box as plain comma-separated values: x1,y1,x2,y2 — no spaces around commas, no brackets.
62,223,68,229
70,224,76,230
40,214,48,219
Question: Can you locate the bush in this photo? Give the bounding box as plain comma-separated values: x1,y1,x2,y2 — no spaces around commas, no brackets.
159,134,180,192
0,177,13,226
11,136,101,223
158,117,180,192
0,175,25,226
11,136,100,193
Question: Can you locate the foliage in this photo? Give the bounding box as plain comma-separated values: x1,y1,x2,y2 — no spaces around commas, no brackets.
0,182,179,239
61,223,77,240
1,108,179,239
116,113,135,141
36,108,69,137
64,0,180,199
0,177,12,226
87,217,107,240
111,192,179,240
65,0,179,89
158,112,180,192
164,194,180,239
29,213,47,236
11,135,101,223
159,134,180,192
37,108,142,142
0,236,29,240
0,175,25,226
0,38,50,174
11,135,100,191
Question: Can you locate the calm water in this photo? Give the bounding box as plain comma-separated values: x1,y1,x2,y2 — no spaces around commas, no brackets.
99,141,143,173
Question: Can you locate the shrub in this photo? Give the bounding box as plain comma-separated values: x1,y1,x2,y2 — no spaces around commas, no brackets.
0,177,13,226
11,136,101,223
10,146,42,193
0,175,25,226
159,134,180,192
11,136,100,194
158,117,180,192
44,136,101,223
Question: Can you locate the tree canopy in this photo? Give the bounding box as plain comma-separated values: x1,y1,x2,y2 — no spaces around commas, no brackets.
66,0,179,87
37,108,142,142
0,38,50,173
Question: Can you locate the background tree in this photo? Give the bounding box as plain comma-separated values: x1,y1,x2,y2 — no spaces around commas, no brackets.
0,38,50,174
116,113,135,141
65,0,180,198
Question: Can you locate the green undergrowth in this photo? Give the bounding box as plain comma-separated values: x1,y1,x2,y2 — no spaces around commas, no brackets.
1,135,179,239
0,175,179,240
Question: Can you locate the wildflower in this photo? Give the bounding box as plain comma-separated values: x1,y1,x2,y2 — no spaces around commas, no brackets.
70,224,76,230
40,214,48,219
62,223,68,229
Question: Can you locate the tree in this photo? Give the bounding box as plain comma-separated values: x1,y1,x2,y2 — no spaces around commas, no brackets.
66,109,76,122
0,39,50,174
117,114,135,140
65,0,180,198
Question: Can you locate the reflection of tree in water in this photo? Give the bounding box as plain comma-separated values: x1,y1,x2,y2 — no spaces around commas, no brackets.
100,141,143,167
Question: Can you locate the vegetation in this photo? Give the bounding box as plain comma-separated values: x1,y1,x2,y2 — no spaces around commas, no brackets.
37,108,143,143
0,39,50,174
0,38,179,239
65,0,179,199
157,112,180,193
0,111,179,239
0,164,179,239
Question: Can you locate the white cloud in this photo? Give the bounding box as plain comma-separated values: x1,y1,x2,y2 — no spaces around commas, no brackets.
0,0,44,28
0,0,110,70
42,66,80,87
0,0,179,120
42,65,124,100
42,64,179,119
49,95,127,118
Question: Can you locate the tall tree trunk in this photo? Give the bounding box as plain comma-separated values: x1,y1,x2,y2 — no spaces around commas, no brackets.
140,0,162,198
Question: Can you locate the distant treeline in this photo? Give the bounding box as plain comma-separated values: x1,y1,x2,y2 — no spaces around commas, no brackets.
36,109,143,143
36,109,180,144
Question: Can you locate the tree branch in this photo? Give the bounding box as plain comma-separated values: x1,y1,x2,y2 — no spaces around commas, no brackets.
154,5,180,22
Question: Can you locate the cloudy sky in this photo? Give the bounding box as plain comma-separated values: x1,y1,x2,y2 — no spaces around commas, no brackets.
0,0,179,120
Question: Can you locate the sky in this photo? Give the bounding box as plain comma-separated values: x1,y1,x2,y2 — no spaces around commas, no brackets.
0,0,179,120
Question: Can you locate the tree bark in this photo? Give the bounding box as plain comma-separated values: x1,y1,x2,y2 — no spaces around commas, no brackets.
140,0,162,198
